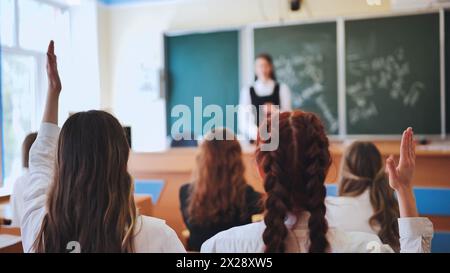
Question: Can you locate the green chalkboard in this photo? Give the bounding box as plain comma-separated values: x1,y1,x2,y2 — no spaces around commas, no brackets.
165,31,240,137
346,13,441,135
254,22,339,134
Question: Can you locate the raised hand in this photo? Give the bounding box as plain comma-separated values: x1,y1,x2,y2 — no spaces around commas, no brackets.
46,40,62,96
386,127,418,217
386,127,415,191
43,40,61,124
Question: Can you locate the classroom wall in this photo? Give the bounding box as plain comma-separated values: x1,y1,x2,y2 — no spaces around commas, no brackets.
48,0,103,125
97,0,394,151
61,0,102,122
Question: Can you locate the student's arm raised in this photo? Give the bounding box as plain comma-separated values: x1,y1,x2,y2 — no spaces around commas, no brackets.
386,127,418,217
21,41,61,252
386,127,433,253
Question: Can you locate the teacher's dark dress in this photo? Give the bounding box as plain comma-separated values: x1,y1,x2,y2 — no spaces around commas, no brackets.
179,183,263,251
250,82,280,127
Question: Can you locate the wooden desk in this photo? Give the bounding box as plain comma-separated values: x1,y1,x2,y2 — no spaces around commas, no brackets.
128,141,450,241
0,227,21,253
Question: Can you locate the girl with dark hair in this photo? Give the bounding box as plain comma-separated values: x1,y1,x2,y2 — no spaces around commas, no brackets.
179,128,263,251
326,142,401,251
20,41,185,253
238,53,292,141
202,111,433,253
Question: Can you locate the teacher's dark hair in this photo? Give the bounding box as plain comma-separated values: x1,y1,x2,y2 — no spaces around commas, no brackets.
255,53,276,81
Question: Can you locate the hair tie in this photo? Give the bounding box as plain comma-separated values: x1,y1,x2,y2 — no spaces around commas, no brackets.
373,168,387,183
341,171,371,182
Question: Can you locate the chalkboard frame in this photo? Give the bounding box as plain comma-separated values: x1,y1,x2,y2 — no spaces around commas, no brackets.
445,9,450,135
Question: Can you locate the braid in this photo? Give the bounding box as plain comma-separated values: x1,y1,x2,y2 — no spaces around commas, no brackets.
257,111,331,253
305,169,329,253
297,114,330,253
261,151,291,253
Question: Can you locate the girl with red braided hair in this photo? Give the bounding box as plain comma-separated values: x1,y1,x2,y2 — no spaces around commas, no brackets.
201,111,433,253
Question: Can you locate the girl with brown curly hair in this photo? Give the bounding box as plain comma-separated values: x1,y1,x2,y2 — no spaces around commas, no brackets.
179,128,263,251
201,111,433,253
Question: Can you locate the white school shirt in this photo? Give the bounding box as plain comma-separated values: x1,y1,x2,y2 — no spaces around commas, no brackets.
238,79,292,140
325,190,378,234
201,213,433,253
10,170,29,227
21,122,186,253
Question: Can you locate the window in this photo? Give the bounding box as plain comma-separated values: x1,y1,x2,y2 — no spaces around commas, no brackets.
0,0,15,47
1,0,71,187
1,54,36,186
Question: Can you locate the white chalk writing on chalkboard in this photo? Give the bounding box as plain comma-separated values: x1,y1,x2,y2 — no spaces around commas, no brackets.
347,47,425,125
274,53,338,132
316,95,339,132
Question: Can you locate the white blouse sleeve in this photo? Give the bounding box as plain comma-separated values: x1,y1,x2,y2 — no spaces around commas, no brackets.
10,175,26,227
201,223,266,253
398,217,433,253
21,122,60,252
280,83,292,111
376,217,433,253
201,235,250,253
238,86,258,140
162,226,187,253
200,236,216,253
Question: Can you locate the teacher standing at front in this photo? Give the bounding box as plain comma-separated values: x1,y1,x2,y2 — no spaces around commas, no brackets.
239,53,292,141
